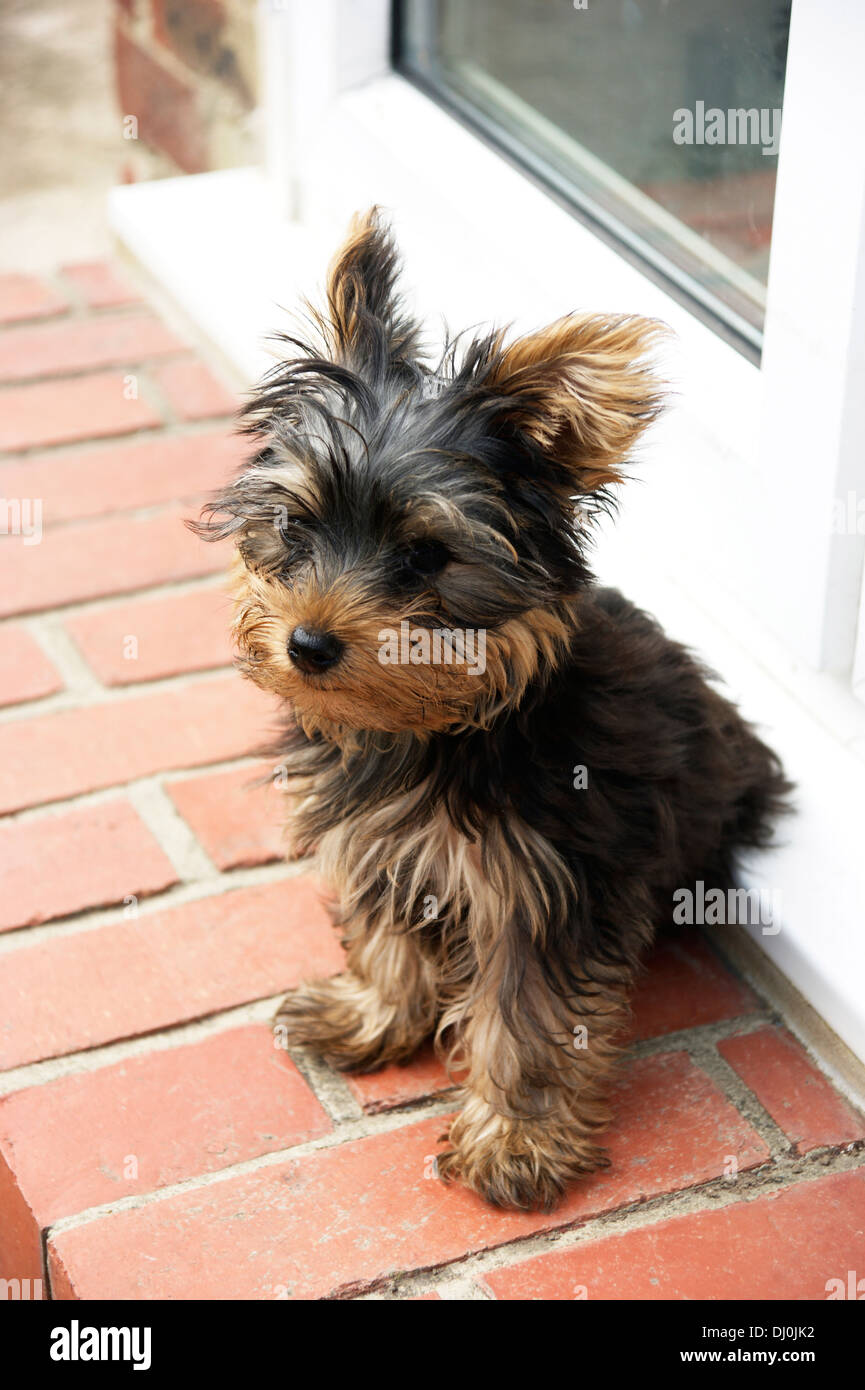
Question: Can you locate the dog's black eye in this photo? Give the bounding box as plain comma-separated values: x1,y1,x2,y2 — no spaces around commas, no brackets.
278,515,311,547
402,539,450,577
276,515,312,573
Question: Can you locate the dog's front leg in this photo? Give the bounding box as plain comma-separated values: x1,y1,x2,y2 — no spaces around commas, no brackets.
275,907,439,1071
438,944,632,1209
436,836,646,1209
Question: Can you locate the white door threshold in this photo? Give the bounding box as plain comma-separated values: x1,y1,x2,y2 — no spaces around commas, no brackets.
109,168,334,387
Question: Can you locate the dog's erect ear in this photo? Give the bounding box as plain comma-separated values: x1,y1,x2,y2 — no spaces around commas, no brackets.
485,313,668,492
321,207,423,378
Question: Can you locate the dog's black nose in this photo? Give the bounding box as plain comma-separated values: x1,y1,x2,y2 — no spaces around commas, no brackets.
287,625,343,674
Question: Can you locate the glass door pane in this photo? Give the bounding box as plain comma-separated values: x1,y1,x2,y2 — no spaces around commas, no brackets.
396,0,790,353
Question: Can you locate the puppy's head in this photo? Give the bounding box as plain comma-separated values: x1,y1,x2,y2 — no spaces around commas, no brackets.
194,209,666,737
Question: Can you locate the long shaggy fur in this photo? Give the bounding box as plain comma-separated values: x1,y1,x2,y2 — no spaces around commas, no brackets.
194,209,791,1210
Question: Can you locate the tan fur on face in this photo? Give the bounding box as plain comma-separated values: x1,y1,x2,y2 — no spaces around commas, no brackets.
229,550,579,740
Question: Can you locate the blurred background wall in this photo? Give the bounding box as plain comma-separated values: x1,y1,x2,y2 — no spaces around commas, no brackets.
114,0,259,177
0,0,260,271
0,0,117,268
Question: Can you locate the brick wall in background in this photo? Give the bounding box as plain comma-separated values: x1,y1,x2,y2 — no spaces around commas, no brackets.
113,0,259,180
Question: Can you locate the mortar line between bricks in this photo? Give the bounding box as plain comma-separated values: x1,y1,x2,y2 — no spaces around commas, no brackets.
17,1014,865,1282
0,584,234,649
8,270,75,322
0,990,369,1106
0,347,195,390
626,1013,806,1151
688,1034,793,1160
47,1136,865,1295
23,572,228,623
26,613,106,699
362,1274,494,1301
0,657,240,724
0,358,182,409
133,362,182,432
51,265,137,306
0,414,243,464
346,1144,865,1301
286,1047,366,1125
0,1005,765,1106
0,689,58,716
0,304,170,337
626,1011,774,1059
126,778,220,882
0,662,244,726
0,857,306,954
4,1007,814,1261
0,995,291,1095
0,752,268,827
0,987,368,1128
0,303,153,338
0,422,164,462
14,494,225,534
625,1006,807,1159
50,269,132,320
45,1095,461,1238
1,301,72,331
0,414,236,461
1,572,232,636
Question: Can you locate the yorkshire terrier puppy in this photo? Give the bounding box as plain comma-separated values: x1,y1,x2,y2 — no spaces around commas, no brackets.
196,209,789,1210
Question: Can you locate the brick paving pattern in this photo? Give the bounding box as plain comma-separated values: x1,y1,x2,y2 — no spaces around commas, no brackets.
0,264,863,1300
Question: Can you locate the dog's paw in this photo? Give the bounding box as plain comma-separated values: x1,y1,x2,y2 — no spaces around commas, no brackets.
436,1099,608,1210
274,974,426,1071
436,1143,570,1211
